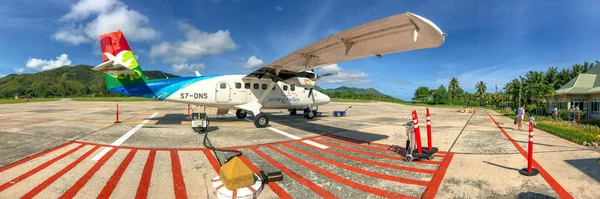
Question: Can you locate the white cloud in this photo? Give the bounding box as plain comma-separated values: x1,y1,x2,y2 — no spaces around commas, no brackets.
318,64,341,75
276,6,283,11
243,56,264,69
172,63,206,73
53,0,157,45
25,54,72,71
61,0,124,21
150,22,237,64
0,74,6,78
14,68,25,73
317,64,369,84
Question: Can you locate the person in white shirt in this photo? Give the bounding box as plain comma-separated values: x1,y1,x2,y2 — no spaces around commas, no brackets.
516,105,528,130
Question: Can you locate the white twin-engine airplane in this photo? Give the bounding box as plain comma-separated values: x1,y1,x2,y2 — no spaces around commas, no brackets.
92,12,445,128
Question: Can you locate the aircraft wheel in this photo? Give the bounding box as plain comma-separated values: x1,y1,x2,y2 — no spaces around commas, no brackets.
254,113,269,128
236,109,247,119
405,156,413,162
289,109,297,116
304,110,316,119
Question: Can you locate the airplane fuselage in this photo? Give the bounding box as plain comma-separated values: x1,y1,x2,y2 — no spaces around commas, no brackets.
108,74,330,110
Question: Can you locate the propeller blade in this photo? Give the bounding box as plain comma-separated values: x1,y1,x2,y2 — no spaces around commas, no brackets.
308,88,313,98
320,73,333,77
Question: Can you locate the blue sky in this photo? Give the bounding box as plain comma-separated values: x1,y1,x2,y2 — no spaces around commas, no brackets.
1,0,600,100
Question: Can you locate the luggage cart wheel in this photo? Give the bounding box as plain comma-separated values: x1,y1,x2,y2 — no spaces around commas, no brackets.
405,156,413,162
428,154,435,160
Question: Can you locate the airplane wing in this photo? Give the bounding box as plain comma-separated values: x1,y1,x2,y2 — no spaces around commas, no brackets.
245,12,445,80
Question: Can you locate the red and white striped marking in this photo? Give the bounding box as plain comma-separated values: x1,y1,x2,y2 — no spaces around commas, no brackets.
0,134,454,199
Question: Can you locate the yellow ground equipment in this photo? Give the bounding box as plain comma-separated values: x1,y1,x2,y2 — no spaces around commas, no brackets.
219,157,255,189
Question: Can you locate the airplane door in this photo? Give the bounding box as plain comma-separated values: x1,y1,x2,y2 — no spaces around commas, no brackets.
216,82,231,103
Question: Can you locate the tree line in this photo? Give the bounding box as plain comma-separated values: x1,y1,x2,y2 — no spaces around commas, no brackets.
0,65,179,98
412,61,599,113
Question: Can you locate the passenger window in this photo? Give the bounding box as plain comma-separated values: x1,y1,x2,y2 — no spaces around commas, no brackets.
253,83,259,89
220,83,226,89
235,83,241,89
262,84,267,90
245,83,250,89
283,85,288,91
291,85,295,91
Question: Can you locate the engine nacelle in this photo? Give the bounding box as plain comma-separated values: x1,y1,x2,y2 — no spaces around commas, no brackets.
283,77,316,88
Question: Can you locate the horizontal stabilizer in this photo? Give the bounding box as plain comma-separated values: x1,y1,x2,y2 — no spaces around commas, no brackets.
92,60,136,76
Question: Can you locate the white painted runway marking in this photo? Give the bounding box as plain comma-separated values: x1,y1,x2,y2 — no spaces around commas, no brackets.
229,112,328,149
92,112,159,161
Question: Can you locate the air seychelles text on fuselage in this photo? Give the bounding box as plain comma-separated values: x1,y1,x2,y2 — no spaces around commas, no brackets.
268,97,300,104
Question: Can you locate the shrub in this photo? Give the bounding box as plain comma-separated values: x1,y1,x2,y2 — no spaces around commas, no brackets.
535,122,600,145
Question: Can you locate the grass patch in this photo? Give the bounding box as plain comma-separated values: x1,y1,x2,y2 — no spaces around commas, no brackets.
535,122,600,144
0,98,60,104
72,97,154,102
330,98,373,102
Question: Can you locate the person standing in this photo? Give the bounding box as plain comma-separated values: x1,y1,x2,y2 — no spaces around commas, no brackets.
552,105,558,122
569,106,574,122
516,105,527,130
574,104,581,123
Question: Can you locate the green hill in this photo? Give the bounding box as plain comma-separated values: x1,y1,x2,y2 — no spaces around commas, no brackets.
0,65,180,98
324,86,386,96
315,86,404,102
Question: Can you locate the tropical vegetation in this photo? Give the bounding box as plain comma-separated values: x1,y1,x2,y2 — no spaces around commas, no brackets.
412,61,600,115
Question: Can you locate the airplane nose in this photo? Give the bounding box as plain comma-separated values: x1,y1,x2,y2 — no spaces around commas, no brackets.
322,93,330,103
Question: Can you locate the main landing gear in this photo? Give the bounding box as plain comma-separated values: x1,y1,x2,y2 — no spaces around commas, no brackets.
304,108,317,119
236,109,247,119
236,109,269,128
254,113,269,128
288,109,297,116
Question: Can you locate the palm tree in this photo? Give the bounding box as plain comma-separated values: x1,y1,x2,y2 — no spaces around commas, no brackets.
572,64,583,77
583,61,594,73
545,67,558,90
475,81,487,105
448,77,459,100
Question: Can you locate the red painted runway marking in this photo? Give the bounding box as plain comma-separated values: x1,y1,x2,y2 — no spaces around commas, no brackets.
296,140,436,174
267,145,416,199
59,147,117,199
321,136,447,158
97,149,137,199
201,149,221,173
422,153,454,199
170,150,188,199
485,111,573,199
0,141,73,173
21,145,100,198
281,143,429,186
309,138,442,166
0,144,86,192
135,150,156,199
237,155,292,199
317,137,442,164
328,134,450,155
249,147,339,199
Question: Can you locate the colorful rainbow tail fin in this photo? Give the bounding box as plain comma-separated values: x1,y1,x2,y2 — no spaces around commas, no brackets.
93,30,147,96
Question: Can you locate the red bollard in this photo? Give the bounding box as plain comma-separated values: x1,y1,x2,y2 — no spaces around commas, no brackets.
114,103,120,123
412,110,423,154
426,108,432,151
519,121,539,176
473,108,476,114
